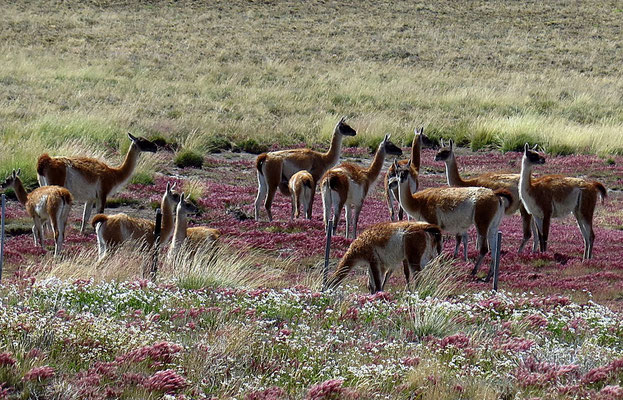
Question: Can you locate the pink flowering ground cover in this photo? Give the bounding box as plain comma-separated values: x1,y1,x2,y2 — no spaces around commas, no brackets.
2,147,623,308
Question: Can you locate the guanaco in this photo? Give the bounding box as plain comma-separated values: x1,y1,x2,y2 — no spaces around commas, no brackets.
255,117,356,221
91,182,180,259
325,221,442,293
168,193,220,261
1,169,73,257
384,127,425,221
434,139,537,255
519,143,606,259
37,133,158,233
289,170,315,220
395,161,512,281
321,134,403,238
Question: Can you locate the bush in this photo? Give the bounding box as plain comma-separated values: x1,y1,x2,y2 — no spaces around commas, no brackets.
501,133,541,153
235,139,268,154
129,171,155,185
174,150,204,169
205,136,232,153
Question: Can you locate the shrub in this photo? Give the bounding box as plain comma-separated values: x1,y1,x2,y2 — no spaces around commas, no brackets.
205,136,232,153
129,171,155,185
174,149,203,169
235,138,268,154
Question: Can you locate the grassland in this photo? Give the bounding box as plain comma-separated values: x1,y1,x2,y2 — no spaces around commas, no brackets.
2,0,623,184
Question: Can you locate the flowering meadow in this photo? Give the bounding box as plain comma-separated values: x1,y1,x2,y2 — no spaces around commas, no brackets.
1,146,623,398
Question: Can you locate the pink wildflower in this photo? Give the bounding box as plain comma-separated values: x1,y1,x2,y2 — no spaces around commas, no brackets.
597,385,623,400
305,379,358,400
23,365,55,382
245,386,287,400
144,369,188,393
0,352,16,367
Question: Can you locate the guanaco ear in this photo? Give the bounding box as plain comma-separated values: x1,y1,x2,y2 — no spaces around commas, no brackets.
524,143,529,153
449,139,455,150
532,143,539,151
339,116,346,124
11,169,16,178
406,160,412,169
128,132,138,142
440,138,445,148
171,182,177,191
16,168,20,177
393,159,399,170
179,193,185,202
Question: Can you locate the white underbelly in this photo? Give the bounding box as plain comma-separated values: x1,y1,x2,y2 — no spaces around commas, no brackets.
34,195,50,221
551,190,580,218
436,201,475,235
65,168,99,202
376,232,405,268
346,180,366,206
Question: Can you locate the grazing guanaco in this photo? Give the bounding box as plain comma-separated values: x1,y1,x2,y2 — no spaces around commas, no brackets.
254,117,356,221
519,144,607,259
384,127,425,221
91,182,180,259
1,169,73,257
395,161,512,281
289,170,315,220
321,134,403,239
168,193,220,261
37,133,158,233
434,139,537,255
325,221,442,294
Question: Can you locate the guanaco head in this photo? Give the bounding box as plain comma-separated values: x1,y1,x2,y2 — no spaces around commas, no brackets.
523,143,545,165
335,116,357,137
395,160,412,185
381,134,403,156
128,132,158,153
434,139,455,162
1,168,21,189
163,182,181,206
176,193,200,216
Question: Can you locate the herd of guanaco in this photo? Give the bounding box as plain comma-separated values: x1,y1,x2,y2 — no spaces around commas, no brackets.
1,119,608,293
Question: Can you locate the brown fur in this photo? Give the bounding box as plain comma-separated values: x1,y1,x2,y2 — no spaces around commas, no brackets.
519,145,607,260
289,170,315,219
321,135,402,238
326,221,442,293
37,134,157,233
92,183,178,258
254,118,356,221
435,140,536,253
2,171,73,256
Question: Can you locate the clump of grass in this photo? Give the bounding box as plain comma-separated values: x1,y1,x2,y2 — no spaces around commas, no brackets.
180,177,204,203
235,138,268,154
470,127,500,151
165,245,277,289
500,132,542,153
174,149,203,169
412,255,458,300
205,136,232,153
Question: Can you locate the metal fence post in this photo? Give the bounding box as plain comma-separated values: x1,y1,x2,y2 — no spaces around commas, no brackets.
322,221,333,290
493,231,502,291
150,208,162,281
0,194,5,282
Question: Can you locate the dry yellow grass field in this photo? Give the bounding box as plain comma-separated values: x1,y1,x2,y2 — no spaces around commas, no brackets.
1,0,623,183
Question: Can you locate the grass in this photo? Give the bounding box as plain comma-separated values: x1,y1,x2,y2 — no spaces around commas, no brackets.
2,1,623,183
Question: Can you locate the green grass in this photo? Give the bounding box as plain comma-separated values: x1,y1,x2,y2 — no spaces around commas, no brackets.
2,0,623,183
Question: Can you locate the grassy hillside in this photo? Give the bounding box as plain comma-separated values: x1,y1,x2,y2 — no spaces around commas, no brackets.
2,1,623,182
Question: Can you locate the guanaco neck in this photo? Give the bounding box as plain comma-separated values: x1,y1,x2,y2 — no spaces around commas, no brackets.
365,144,387,185
397,179,423,216
410,135,422,172
519,156,534,197
172,208,188,248
160,195,176,244
321,130,343,168
111,142,141,185
443,153,466,187
12,178,29,206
